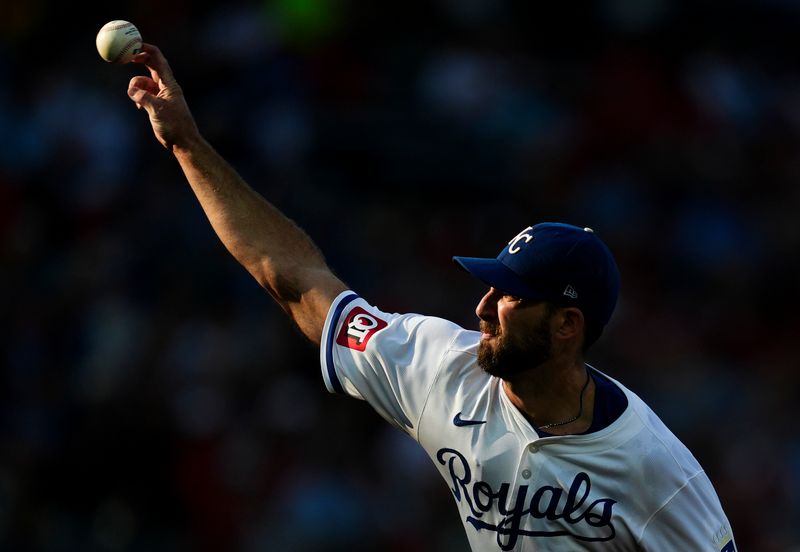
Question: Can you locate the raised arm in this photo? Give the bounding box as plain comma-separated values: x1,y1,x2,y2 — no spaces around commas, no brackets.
127,43,347,345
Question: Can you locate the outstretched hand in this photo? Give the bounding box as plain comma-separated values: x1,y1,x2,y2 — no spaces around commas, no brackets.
128,43,199,151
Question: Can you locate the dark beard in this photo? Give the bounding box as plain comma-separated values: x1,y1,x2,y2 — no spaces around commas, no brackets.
477,314,553,379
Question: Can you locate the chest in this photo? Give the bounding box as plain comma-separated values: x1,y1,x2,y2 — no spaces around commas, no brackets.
419,392,632,550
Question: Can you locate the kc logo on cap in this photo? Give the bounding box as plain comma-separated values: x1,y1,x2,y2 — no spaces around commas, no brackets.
508,226,534,254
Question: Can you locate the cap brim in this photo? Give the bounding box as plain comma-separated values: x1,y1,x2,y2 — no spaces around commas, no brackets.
452,256,547,300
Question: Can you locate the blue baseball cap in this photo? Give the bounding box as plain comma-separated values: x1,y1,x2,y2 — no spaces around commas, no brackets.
453,222,621,327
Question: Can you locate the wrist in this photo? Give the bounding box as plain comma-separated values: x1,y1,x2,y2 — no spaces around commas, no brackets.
171,130,206,156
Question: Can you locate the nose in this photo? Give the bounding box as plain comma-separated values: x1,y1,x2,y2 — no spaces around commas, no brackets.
475,288,499,321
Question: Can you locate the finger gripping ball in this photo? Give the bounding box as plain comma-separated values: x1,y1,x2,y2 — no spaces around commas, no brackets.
96,20,142,64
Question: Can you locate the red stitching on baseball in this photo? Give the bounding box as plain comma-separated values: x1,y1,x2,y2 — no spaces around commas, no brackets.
104,22,136,32
112,38,142,63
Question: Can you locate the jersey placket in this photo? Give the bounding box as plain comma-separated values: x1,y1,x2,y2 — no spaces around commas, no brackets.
517,440,547,485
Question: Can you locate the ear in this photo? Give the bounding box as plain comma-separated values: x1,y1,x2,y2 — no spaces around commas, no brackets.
553,307,584,342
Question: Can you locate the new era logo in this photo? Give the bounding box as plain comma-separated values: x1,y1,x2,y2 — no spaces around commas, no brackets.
563,285,578,299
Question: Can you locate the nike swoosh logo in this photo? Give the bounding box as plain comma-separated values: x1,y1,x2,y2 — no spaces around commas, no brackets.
453,412,487,427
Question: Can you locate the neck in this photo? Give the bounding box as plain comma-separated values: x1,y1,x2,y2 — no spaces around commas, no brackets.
502,356,595,435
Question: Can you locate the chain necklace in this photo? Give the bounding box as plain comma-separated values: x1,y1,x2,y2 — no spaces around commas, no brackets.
537,367,592,430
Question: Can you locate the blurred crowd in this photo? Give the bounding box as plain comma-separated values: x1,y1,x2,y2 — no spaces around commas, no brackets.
2,0,800,550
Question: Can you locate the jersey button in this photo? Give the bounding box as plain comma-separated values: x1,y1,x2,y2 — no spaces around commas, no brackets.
521,469,532,479
528,443,539,453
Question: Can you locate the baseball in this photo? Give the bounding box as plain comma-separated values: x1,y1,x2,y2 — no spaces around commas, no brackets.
96,20,142,64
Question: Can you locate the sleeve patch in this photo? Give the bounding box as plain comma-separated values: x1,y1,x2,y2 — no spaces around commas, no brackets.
720,541,736,552
336,307,388,351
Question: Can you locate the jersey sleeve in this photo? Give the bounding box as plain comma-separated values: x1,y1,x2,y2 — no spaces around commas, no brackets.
638,471,737,551
319,291,464,439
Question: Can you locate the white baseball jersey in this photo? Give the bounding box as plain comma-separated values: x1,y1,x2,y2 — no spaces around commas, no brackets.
320,291,737,551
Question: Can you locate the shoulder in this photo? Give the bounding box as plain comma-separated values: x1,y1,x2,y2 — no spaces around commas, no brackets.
610,376,705,480
325,291,479,360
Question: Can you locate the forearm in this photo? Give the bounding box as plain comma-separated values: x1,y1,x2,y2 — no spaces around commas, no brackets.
173,135,341,315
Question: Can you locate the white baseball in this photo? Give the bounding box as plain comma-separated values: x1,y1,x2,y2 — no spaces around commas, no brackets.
96,20,142,64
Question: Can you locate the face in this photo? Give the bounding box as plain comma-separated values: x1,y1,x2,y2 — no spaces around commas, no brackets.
475,288,555,379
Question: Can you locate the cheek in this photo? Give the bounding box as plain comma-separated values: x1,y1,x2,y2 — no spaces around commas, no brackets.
496,305,515,328
499,310,547,346
497,307,525,335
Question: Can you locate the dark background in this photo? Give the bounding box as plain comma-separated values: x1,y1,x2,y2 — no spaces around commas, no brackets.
2,0,799,550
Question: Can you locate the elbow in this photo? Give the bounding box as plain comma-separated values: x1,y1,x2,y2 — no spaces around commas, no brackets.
252,264,304,306
269,271,304,304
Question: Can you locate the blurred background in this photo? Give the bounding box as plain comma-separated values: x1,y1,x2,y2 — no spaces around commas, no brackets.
2,0,799,550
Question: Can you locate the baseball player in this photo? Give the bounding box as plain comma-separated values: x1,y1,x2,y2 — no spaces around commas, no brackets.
128,44,737,551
